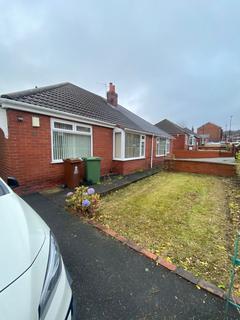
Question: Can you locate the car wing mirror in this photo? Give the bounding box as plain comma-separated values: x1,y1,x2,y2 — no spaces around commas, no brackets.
7,177,19,189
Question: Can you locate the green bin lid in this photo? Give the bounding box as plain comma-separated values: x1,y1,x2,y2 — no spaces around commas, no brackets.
84,156,101,161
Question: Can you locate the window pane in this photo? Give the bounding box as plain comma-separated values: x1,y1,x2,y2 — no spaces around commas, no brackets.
140,136,145,157
156,137,166,155
54,122,73,130
76,125,91,133
53,131,91,160
141,141,145,157
125,133,140,158
115,132,122,158
160,138,166,155
166,139,170,153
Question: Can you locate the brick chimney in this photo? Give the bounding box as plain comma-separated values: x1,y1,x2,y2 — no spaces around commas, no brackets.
107,82,118,106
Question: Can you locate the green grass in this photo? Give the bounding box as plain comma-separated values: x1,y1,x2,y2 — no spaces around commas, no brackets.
94,172,240,292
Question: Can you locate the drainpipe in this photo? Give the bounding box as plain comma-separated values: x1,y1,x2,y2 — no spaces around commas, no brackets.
150,134,154,169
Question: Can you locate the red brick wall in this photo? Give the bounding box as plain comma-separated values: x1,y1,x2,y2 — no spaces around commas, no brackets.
172,134,186,150
3,110,115,188
0,129,10,181
166,159,236,177
197,123,223,142
93,126,113,175
174,150,233,158
2,109,171,189
5,110,64,187
172,134,198,152
198,146,226,151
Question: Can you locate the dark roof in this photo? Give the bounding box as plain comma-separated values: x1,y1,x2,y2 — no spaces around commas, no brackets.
1,82,170,137
155,119,198,137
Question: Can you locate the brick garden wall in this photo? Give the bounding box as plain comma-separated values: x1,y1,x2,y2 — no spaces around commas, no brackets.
173,150,233,158
166,159,236,177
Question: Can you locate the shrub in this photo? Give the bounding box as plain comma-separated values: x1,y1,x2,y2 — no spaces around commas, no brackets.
235,152,240,177
66,186,100,217
236,151,240,162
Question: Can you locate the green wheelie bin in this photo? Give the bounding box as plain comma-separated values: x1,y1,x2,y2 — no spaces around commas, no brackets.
84,157,101,184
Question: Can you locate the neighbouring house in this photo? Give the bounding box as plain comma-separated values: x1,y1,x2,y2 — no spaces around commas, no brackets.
155,119,199,152
197,122,223,144
0,82,172,189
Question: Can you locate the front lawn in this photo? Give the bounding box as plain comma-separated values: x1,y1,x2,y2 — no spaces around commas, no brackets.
94,172,240,292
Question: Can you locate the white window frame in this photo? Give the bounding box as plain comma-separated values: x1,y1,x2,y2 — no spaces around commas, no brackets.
166,139,170,154
156,137,170,157
113,128,146,161
51,118,93,163
188,135,195,146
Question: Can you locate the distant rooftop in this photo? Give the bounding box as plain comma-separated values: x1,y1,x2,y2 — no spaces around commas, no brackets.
155,119,198,137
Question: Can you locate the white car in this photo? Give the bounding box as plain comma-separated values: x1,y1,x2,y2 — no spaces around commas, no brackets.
0,178,75,320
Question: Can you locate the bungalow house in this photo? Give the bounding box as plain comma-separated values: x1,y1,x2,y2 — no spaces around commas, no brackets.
155,119,199,152
0,82,172,189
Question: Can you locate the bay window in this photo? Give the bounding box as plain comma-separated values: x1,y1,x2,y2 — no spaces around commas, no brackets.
113,128,145,160
51,119,92,162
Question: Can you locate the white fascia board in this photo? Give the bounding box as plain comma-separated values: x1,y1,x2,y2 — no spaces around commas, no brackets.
125,127,172,138
0,106,9,138
0,98,115,129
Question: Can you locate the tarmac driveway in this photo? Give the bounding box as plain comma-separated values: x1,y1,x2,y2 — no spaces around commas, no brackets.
23,193,239,320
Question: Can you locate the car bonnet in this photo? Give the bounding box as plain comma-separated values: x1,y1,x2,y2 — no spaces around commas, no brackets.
0,193,47,292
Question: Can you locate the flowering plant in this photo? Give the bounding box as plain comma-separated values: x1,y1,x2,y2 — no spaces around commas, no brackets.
65,186,100,217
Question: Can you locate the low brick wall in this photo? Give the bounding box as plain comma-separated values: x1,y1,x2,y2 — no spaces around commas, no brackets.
166,159,236,177
198,146,226,151
174,150,233,159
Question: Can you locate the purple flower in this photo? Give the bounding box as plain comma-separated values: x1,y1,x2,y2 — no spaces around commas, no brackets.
87,188,95,195
66,192,74,197
82,199,90,207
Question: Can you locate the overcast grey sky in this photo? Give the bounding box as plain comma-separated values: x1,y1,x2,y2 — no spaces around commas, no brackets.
1,0,240,130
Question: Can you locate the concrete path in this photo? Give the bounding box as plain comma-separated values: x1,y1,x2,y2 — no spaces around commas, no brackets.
23,193,239,320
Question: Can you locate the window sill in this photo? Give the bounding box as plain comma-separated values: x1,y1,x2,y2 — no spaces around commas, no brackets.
113,157,145,162
51,160,64,164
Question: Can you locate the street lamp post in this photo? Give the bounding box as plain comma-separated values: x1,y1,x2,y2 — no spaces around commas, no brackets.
229,115,233,142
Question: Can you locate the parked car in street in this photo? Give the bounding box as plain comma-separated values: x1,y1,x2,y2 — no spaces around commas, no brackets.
0,177,75,320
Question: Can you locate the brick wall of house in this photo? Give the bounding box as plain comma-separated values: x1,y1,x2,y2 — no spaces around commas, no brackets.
1,109,169,190
1,110,115,188
197,123,223,142
166,159,236,177
5,110,64,187
0,129,9,181
92,126,113,175
172,134,186,150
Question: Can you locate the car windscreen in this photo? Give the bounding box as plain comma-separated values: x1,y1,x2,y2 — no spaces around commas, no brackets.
0,181,9,196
